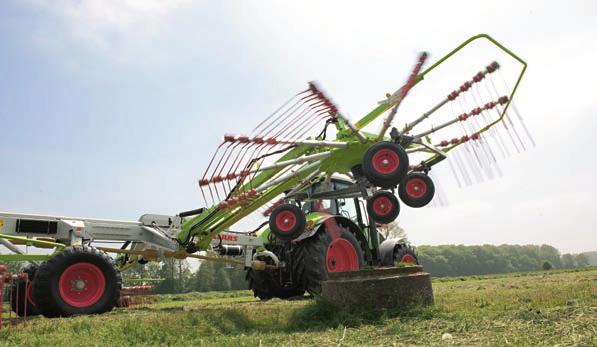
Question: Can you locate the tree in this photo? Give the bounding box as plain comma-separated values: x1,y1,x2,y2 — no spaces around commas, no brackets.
378,222,407,240
542,261,553,270
574,254,590,267
561,254,576,268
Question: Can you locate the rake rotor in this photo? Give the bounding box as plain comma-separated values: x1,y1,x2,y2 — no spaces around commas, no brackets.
181,34,530,249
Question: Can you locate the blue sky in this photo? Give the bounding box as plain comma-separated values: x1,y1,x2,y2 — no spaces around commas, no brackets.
1,1,596,253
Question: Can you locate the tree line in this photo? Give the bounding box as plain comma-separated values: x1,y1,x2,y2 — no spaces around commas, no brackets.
416,244,592,277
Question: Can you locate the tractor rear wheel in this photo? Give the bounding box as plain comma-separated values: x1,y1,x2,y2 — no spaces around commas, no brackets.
32,246,122,317
245,268,305,300
362,141,409,188
293,225,364,295
10,263,39,317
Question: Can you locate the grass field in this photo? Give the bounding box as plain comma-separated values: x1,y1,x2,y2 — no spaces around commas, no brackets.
1,267,595,346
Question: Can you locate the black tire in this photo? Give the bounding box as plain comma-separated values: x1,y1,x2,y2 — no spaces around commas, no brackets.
32,246,122,317
292,224,365,295
10,263,39,317
393,243,419,265
362,141,409,188
269,204,306,241
245,268,305,300
367,191,400,224
398,172,435,208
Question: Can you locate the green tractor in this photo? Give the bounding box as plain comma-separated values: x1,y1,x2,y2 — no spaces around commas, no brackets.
247,174,421,299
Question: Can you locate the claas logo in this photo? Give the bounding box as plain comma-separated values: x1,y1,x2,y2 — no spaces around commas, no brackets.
215,234,238,242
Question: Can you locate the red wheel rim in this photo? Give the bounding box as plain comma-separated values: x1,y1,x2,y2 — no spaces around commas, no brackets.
26,282,36,307
372,195,393,216
275,210,297,233
371,149,400,175
326,238,359,273
401,254,417,264
59,262,106,308
405,177,427,199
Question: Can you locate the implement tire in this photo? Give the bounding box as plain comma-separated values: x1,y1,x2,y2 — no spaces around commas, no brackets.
32,246,122,317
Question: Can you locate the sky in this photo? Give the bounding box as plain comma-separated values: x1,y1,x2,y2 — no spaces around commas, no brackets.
0,0,596,254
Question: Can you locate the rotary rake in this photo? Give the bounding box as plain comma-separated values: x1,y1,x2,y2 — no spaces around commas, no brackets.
187,34,531,247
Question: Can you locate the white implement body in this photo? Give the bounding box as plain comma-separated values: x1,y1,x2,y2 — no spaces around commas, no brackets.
0,211,263,267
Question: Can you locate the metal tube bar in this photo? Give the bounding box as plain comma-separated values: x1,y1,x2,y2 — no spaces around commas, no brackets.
255,161,322,194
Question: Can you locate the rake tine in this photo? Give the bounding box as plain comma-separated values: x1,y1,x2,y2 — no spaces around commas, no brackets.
452,148,472,186
472,84,509,159
447,156,463,188
252,92,304,134
511,102,536,147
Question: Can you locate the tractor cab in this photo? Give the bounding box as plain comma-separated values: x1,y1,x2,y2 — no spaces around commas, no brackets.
300,177,370,231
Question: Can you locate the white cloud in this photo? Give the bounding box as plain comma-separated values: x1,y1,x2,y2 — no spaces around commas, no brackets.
25,0,192,61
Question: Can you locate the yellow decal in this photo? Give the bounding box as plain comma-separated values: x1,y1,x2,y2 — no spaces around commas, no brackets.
0,218,4,228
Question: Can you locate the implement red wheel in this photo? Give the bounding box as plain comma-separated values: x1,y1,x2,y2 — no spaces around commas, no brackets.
362,141,409,188
367,191,400,224
59,263,106,308
269,204,306,241
398,172,435,208
33,246,121,317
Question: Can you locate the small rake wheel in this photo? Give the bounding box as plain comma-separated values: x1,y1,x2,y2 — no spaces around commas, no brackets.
398,172,435,208
367,191,400,224
362,141,409,188
269,204,306,241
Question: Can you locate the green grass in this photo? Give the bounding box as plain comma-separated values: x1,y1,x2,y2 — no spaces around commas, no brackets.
1,268,596,346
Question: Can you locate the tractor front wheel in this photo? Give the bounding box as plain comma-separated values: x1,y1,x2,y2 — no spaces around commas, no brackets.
32,246,122,317
394,243,419,265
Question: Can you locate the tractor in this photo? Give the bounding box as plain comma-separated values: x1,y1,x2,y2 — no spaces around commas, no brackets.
246,174,423,299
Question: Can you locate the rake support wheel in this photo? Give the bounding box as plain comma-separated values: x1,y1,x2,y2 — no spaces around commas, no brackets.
269,204,306,241
398,172,435,208
362,141,409,188
32,246,122,317
367,191,400,224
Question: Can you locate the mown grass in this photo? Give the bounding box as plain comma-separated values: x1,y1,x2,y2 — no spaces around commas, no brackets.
1,267,595,346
